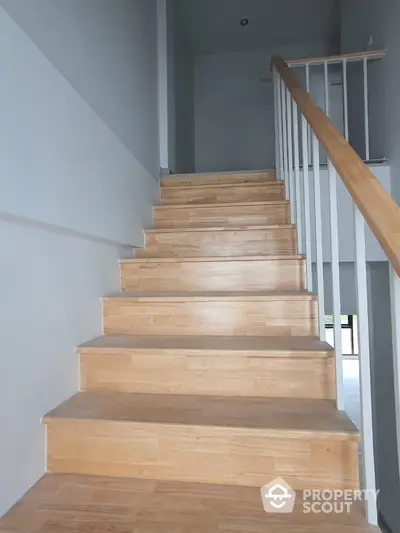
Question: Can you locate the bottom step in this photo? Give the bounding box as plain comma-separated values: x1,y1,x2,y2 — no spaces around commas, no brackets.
43,392,359,490
0,474,374,533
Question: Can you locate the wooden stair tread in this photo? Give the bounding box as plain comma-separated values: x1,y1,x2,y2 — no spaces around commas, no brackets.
121,254,305,264
78,334,332,354
162,170,276,186
160,181,283,191
0,474,375,533
166,169,274,176
145,224,294,233
154,200,288,209
103,290,316,302
43,391,358,437
163,178,273,189
160,180,285,205
0,473,374,532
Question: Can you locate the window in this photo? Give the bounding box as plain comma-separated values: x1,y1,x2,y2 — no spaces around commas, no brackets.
325,315,359,356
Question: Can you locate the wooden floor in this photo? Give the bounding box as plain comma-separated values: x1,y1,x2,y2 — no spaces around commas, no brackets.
0,474,378,533
0,170,370,530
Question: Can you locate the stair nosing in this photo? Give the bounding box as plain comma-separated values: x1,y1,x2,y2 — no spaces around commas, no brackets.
42,415,358,439
76,334,333,357
161,179,276,189
145,224,295,234
102,290,317,302
120,255,305,264
78,349,332,358
154,200,289,210
163,169,275,179
41,392,359,439
161,181,284,192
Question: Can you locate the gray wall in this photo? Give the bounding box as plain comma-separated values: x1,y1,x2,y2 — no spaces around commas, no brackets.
173,6,195,173
314,261,398,532
340,5,400,529
340,0,400,199
312,263,357,315
368,263,400,533
166,0,195,174
194,40,340,173
194,48,274,172
305,165,390,263
0,0,158,516
166,0,176,173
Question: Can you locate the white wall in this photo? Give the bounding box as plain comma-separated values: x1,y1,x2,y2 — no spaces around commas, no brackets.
194,41,339,173
1,0,160,178
0,218,130,516
0,1,159,246
0,2,159,516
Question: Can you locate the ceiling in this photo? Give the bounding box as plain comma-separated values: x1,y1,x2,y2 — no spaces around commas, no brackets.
175,0,340,55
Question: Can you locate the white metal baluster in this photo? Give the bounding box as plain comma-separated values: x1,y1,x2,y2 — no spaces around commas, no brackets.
364,57,370,161
301,115,312,290
305,63,310,93
390,269,400,480
328,160,344,410
276,72,284,181
286,88,295,223
353,206,378,525
324,61,329,117
312,133,325,340
281,78,289,201
273,68,280,179
305,64,311,162
292,100,302,253
343,59,349,141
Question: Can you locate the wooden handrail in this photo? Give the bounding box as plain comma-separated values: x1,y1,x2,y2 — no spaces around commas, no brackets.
272,55,400,276
286,49,386,67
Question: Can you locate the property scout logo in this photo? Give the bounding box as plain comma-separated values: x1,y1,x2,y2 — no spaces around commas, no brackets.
261,478,379,514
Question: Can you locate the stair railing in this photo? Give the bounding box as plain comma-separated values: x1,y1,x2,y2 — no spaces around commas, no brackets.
272,51,400,526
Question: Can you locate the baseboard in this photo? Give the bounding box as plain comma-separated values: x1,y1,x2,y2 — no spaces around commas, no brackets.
159,167,170,177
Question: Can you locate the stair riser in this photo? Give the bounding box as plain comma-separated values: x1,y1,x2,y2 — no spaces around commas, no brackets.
102,298,318,336
154,203,290,228
46,419,359,490
80,352,335,399
160,184,284,205
137,228,296,258
120,259,306,292
161,171,276,187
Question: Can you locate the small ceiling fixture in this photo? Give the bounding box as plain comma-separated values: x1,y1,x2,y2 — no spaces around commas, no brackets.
240,17,249,26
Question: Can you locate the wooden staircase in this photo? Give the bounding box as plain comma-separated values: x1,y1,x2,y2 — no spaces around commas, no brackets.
0,170,375,532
